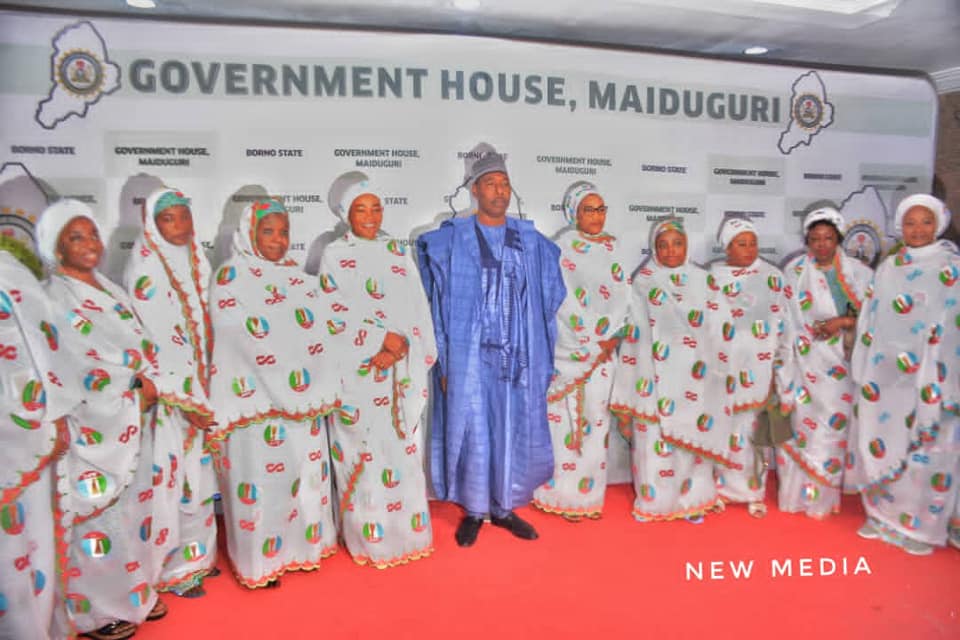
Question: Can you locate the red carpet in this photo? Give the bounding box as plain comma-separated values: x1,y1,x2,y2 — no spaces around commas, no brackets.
134,483,960,639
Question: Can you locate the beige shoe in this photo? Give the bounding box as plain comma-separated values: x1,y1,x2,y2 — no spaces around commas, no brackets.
856,521,880,540
902,537,934,556
748,502,767,518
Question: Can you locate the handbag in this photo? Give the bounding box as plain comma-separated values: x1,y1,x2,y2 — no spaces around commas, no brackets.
842,302,858,362
751,403,794,448
749,400,794,483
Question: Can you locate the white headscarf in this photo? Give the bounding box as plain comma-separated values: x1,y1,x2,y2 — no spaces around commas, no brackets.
35,199,100,268
717,217,756,249
894,193,949,238
141,187,201,278
561,181,600,226
802,207,844,236
231,198,297,266
650,217,689,269
328,171,375,222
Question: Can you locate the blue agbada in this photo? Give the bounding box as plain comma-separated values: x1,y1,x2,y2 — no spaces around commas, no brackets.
418,216,566,515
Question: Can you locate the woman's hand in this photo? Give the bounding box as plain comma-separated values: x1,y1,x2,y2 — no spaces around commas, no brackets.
370,332,408,370
597,337,620,363
812,316,855,341
137,374,158,412
184,410,217,431
52,417,70,458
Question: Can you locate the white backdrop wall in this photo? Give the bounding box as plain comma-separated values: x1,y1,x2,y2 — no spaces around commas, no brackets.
0,10,938,283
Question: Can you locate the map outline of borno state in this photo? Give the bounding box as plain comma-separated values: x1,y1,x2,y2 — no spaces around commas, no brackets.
35,20,120,130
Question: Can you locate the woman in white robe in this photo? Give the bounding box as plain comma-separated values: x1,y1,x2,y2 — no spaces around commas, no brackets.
709,217,795,518
532,181,631,520
0,245,76,640
208,198,340,587
317,171,436,567
779,207,872,519
619,218,735,523
122,187,218,597
37,200,178,640
852,194,960,555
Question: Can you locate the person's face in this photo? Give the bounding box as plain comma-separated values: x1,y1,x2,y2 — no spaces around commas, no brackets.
254,213,290,262
806,222,839,265
472,171,511,220
576,194,607,235
725,231,758,267
348,193,383,240
901,206,937,248
57,216,103,273
155,204,194,246
655,229,687,268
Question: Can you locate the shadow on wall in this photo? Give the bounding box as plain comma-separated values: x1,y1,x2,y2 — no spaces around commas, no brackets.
103,173,165,282
303,170,358,276
0,163,57,276
407,185,475,249
0,164,54,217
303,220,349,276
212,184,271,270
407,141,527,246
933,174,959,248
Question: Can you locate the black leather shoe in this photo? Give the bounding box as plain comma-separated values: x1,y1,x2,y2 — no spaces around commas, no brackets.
455,516,484,547
490,511,538,540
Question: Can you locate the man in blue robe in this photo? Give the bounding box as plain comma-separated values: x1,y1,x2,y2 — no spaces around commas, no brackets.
418,150,566,546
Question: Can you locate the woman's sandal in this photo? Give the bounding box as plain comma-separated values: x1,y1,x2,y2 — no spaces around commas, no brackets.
748,502,768,519
81,620,137,640
146,598,168,621
176,585,206,599
206,566,222,578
